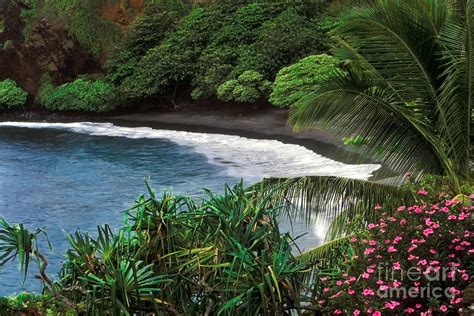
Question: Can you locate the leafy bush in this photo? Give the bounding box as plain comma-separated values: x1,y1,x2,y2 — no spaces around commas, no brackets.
317,178,474,315
119,6,229,100
270,54,342,107
116,1,330,103
58,183,307,314
192,4,329,100
217,70,271,103
0,79,28,110
107,0,190,86
42,79,117,112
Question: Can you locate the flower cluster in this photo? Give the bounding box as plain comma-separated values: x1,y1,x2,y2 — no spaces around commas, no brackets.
318,191,473,315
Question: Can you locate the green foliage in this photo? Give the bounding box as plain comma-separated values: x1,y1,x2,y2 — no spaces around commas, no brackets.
217,70,271,103
107,0,190,86
342,135,369,147
116,1,330,102
35,74,55,106
192,4,329,100
42,79,117,112
119,6,229,100
54,182,308,314
316,179,473,314
270,54,342,108
0,79,28,110
21,0,122,56
289,0,473,186
0,293,78,315
1,40,13,50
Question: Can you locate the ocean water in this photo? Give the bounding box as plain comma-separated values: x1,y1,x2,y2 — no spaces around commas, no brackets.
0,122,380,295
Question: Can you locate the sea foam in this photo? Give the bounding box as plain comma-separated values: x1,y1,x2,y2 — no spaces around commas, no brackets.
0,122,380,181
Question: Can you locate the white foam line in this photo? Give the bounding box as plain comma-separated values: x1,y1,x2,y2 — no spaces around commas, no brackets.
0,122,380,181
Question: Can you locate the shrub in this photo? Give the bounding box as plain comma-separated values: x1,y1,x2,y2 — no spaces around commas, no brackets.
119,6,228,100
192,4,329,100
217,70,271,103
270,54,342,108
107,0,189,86
317,178,474,315
42,79,117,112
0,79,28,110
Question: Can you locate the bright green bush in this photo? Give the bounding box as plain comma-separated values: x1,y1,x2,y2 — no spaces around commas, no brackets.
270,54,342,108
217,70,271,103
42,79,117,112
0,79,28,110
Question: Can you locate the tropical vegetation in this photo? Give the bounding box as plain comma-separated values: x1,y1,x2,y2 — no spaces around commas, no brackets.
0,0,472,314
0,79,28,110
41,79,117,112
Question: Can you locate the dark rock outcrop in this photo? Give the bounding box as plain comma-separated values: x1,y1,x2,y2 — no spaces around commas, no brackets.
0,0,102,101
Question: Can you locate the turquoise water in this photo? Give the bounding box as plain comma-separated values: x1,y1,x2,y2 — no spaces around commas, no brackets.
0,122,379,295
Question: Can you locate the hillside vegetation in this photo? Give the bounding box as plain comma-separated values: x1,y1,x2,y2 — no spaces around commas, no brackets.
0,0,336,111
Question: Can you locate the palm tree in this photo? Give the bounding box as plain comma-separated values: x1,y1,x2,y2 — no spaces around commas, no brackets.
262,0,472,259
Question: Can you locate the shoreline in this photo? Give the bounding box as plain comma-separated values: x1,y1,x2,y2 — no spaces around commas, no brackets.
0,104,389,179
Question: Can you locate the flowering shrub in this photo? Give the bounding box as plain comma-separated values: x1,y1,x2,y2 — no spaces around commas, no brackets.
318,185,474,315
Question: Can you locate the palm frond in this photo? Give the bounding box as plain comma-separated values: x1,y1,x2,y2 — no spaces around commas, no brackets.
257,176,415,236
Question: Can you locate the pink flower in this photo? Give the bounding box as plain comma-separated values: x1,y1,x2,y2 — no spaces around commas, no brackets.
405,308,415,313
323,287,330,293
368,223,377,229
384,301,400,309
362,288,375,296
418,189,428,195
353,309,360,315
408,245,418,252
364,248,375,255
418,259,428,266
350,237,357,243
393,262,401,270
336,281,343,286
440,305,448,312
334,309,342,315
373,311,382,316
348,289,355,295
374,204,382,210
392,280,401,287
423,228,434,237
388,246,397,253
362,273,370,279
429,248,437,254
400,219,406,225
369,240,377,246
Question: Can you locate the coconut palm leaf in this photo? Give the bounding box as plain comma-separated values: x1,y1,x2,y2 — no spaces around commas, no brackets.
258,176,414,233
289,0,472,187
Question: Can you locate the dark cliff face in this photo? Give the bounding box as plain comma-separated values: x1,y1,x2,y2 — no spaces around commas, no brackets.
0,0,102,101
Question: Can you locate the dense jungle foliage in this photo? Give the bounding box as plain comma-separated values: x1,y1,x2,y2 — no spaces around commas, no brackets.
1,0,336,111
0,0,472,314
